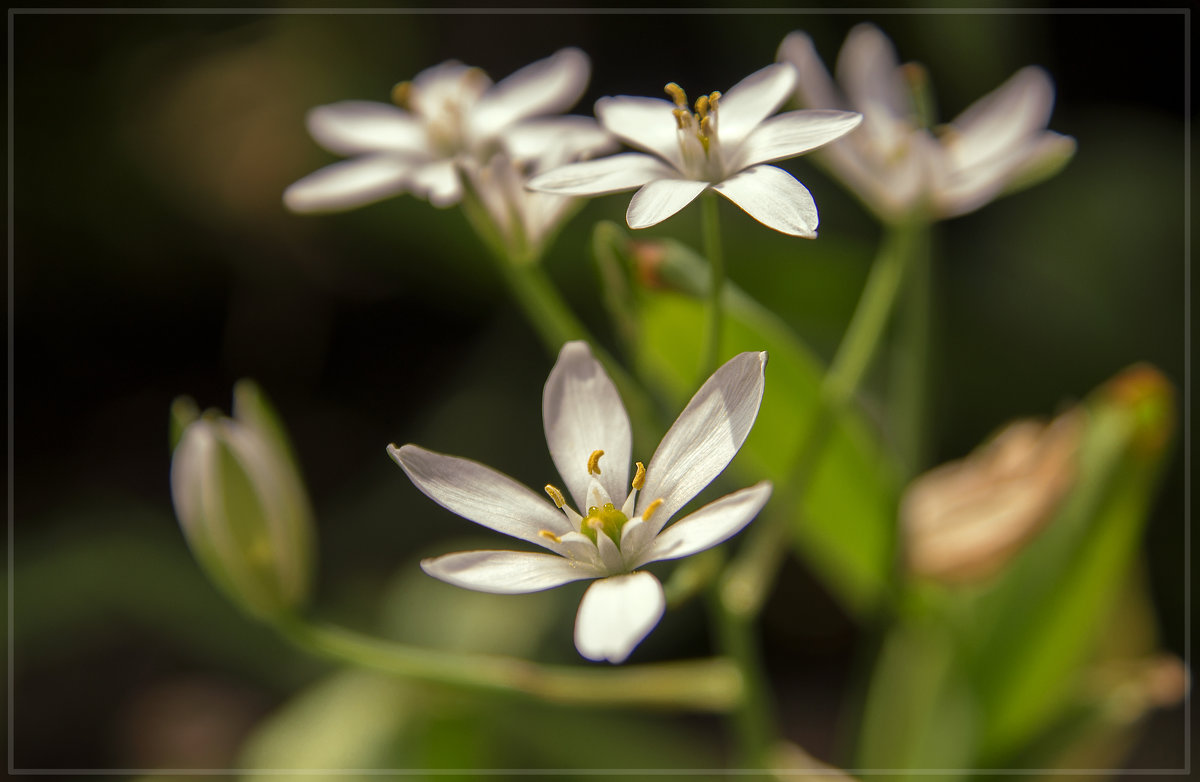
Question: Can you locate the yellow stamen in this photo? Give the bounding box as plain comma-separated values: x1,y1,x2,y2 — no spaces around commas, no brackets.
698,116,713,153
672,108,690,130
539,530,562,543
709,91,721,107
664,82,688,109
587,449,605,475
694,94,710,117
544,484,566,508
391,81,412,108
632,461,646,490
643,498,664,521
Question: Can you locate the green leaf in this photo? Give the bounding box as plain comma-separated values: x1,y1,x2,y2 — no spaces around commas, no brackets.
631,238,900,616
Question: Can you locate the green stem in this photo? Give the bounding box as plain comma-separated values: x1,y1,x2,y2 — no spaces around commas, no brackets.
272,615,742,712
709,583,774,766
721,220,927,619
460,191,661,444
889,225,932,478
700,193,726,380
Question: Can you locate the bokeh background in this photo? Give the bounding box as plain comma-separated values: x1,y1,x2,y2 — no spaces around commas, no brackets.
11,7,1189,775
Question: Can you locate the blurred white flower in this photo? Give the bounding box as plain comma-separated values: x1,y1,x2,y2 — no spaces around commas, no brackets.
284,48,601,213
778,24,1076,222
389,341,771,663
527,63,861,237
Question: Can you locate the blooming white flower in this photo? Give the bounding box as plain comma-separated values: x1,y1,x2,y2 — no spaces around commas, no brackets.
527,63,862,237
778,24,1076,222
388,342,771,663
284,48,605,213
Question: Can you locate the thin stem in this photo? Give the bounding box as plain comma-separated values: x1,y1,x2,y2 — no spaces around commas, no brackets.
889,225,932,478
721,220,927,618
700,192,726,380
272,615,742,712
709,583,774,766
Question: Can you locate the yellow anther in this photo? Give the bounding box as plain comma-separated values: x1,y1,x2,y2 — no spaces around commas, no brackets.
672,108,690,130
698,116,713,153
587,449,605,475
391,81,412,108
664,82,688,109
643,498,664,521
544,484,566,508
694,94,710,117
632,461,646,490
709,91,721,107
539,530,562,543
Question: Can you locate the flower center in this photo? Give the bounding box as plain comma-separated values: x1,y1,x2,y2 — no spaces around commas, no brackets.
665,82,724,180
582,502,629,546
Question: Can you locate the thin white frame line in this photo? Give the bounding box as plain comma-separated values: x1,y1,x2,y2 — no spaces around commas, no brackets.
5,5,1190,778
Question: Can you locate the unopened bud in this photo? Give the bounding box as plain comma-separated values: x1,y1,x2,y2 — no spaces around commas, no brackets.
902,407,1085,583
169,380,316,620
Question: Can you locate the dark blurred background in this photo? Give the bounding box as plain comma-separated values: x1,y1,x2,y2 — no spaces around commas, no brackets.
10,7,1189,774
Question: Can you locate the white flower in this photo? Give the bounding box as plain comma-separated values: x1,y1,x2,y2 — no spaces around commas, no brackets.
284,48,601,213
778,24,1076,222
526,63,862,237
388,342,772,663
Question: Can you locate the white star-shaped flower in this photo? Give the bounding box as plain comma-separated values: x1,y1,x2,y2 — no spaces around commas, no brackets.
526,63,862,237
388,342,772,663
778,24,1076,221
284,48,606,213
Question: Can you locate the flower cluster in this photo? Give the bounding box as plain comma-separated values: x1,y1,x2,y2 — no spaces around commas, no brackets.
389,342,771,663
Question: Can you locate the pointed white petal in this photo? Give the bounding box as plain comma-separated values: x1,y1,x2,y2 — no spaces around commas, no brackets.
713,165,819,238
410,159,463,207
574,573,666,663
626,179,709,229
639,351,768,533
715,63,797,147
595,530,625,574
634,482,772,568
502,116,616,167
946,66,1055,172
595,96,686,172
473,48,590,134
836,24,910,121
935,131,1075,219
543,341,632,511
306,101,430,156
421,550,600,594
777,31,846,112
388,444,570,550
527,153,675,196
283,155,416,213
733,110,862,170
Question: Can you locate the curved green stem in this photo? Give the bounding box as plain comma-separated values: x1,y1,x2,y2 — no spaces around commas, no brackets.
272,615,742,712
709,582,774,766
889,224,932,478
700,193,726,380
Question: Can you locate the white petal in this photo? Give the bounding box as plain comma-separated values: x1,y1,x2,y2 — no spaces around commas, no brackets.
595,530,625,574
410,159,463,207
421,550,599,594
713,165,819,238
618,517,654,569
633,482,772,569
777,31,846,112
836,24,910,122
411,60,492,116
715,63,797,147
626,179,709,229
306,101,430,156
946,66,1055,172
472,48,591,133
527,153,673,197
543,341,632,511
502,116,615,168
574,573,666,663
934,131,1075,219
595,96,686,172
283,155,416,213
639,351,767,534
733,110,862,170
388,444,571,550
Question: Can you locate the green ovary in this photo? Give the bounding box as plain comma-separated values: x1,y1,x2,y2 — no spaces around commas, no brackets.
582,502,629,547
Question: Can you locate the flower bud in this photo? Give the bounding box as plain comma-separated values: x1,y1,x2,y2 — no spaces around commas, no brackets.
902,407,1085,584
170,380,315,620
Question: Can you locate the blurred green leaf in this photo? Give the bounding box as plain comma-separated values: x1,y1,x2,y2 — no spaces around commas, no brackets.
963,365,1176,762
629,236,900,617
